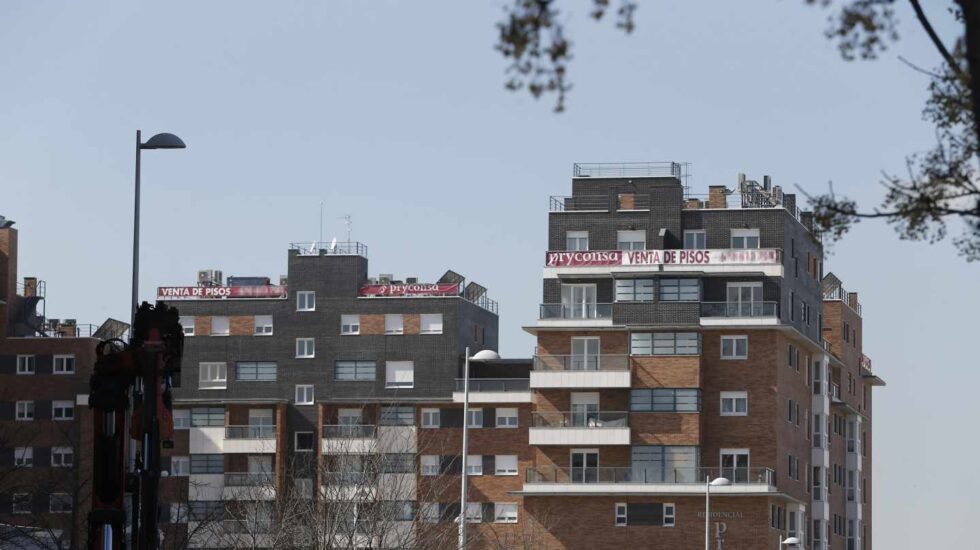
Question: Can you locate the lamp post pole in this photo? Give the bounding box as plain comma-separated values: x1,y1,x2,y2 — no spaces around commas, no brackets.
705,476,711,550
458,347,471,550
132,129,142,328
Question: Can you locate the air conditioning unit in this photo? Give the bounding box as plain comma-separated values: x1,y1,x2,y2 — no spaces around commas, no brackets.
63,319,77,326
406,277,419,284
197,269,224,287
379,273,393,285
48,318,60,328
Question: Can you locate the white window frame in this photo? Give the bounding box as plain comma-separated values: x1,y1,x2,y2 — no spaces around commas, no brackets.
465,502,482,523
294,431,314,452
52,400,75,421
171,456,190,476
53,354,75,374
341,314,360,335
384,314,404,335
467,409,483,428
467,456,483,476
421,502,440,523
683,230,706,250
295,384,314,405
16,355,35,375
566,230,589,251
296,291,315,311
173,409,190,429
617,229,646,251
494,503,518,524
421,408,440,428
15,401,34,421
730,228,761,249
296,338,315,358
664,503,676,527
421,455,439,476
495,455,518,476
420,314,444,335
14,447,33,467
615,503,627,526
720,391,749,416
495,407,518,428
12,494,31,514
385,361,415,389
254,315,273,335
180,316,195,336
49,493,72,514
51,446,73,467
210,316,230,336
720,335,748,360
199,362,228,390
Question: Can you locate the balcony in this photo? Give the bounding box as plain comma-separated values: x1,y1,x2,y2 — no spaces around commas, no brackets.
321,425,377,454
700,301,779,326
529,411,630,445
453,378,532,404
530,354,631,389
538,303,613,327
222,473,276,500
522,466,777,495
222,425,277,454
543,248,783,277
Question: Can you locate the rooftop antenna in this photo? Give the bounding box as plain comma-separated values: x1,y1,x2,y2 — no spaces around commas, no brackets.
339,214,352,243
319,202,324,245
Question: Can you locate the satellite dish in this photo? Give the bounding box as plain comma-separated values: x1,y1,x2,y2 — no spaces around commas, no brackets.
329,237,338,251
308,241,318,255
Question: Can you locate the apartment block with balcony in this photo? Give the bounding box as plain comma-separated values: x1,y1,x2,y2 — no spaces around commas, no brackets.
518,163,884,549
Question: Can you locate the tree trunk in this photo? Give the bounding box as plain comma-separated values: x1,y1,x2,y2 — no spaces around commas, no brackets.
958,0,980,152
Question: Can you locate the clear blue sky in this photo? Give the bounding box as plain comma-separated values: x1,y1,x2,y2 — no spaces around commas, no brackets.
1,1,974,546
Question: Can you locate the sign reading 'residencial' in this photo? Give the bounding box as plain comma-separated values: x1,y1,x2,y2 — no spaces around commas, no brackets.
544,249,780,267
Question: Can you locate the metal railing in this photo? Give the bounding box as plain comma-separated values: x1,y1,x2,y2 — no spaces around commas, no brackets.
454,378,529,392
526,466,775,486
531,411,629,428
823,285,862,316
539,303,613,320
532,354,629,372
467,293,499,315
549,195,610,212
860,354,872,371
322,471,375,486
322,425,377,438
573,162,684,179
699,302,778,318
224,425,276,439
222,520,272,534
289,241,368,257
224,473,275,487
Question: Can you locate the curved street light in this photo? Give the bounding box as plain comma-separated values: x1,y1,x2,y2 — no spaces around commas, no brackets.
458,347,501,550
705,476,731,550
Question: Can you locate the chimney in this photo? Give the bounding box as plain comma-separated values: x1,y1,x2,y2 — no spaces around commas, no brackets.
708,186,728,209
0,226,16,305
848,292,860,310
684,198,702,210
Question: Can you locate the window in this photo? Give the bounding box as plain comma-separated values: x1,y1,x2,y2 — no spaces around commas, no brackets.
15,401,34,421
615,279,654,302
211,316,230,336
720,336,748,359
421,455,440,476
199,362,227,389
380,406,415,426
630,332,701,356
294,432,314,452
684,230,706,249
660,279,700,301
171,456,190,476
53,354,75,374
341,314,360,335
466,455,483,475
14,447,33,467
615,503,628,526
296,291,315,311
730,228,760,249
295,338,315,358
51,446,74,467
420,314,444,334
617,230,646,250
663,503,676,527
494,503,518,523
16,355,35,375
381,454,416,474
236,361,277,381
631,446,699,483
180,316,195,336
421,408,440,428
254,315,273,335
335,360,377,381
495,455,518,475
465,503,482,523
53,400,75,420
173,410,190,429
385,314,404,335
12,494,31,514
566,231,589,251
385,361,414,388
188,501,223,521
190,454,223,474
630,389,701,412
50,493,72,514
421,502,440,523
496,408,518,427
720,391,748,416
813,466,823,500
295,385,314,405
467,409,483,428
190,407,224,427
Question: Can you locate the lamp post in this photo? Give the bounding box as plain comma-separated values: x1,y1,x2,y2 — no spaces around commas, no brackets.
780,535,801,548
705,476,731,550
458,347,500,550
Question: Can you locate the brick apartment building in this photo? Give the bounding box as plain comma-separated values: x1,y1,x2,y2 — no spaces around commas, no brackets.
0,220,127,548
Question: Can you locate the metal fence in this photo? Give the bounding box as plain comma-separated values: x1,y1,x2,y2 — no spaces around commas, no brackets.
530,411,629,428
526,466,775,486
454,378,529,392
532,354,629,372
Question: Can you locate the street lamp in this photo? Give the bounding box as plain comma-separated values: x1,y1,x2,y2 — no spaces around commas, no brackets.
705,476,731,550
458,347,500,550
780,535,801,547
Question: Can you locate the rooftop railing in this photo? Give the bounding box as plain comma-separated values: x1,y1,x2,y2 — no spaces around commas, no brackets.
289,241,368,257
539,303,613,320
700,301,779,318
454,378,530,392
322,425,377,438
823,285,862,316
532,354,629,372
573,162,684,179
530,411,629,428
224,425,276,439
526,466,775,486
860,354,872,371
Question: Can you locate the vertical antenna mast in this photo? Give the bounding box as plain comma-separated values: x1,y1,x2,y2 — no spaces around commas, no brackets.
319,202,324,245
339,214,352,243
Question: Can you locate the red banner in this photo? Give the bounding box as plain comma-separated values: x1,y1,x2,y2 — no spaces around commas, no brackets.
545,249,780,267
157,286,288,300
358,283,460,297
